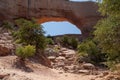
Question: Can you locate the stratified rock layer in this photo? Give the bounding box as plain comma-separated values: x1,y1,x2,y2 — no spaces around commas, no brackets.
0,0,102,38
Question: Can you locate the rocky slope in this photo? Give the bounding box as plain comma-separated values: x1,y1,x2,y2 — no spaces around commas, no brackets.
0,28,15,56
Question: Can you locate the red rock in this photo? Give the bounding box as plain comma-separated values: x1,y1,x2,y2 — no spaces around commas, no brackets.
0,45,11,56
82,63,95,70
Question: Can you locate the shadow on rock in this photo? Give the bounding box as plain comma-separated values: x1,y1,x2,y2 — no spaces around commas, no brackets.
13,58,34,72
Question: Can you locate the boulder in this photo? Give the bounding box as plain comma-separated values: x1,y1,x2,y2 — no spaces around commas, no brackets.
81,63,95,70
57,61,65,67
78,70,90,74
48,56,56,62
61,50,76,58
60,48,67,51
0,74,10,79
56,56,66,61
0,45,11,56
64,65,74,70
105,75,120,80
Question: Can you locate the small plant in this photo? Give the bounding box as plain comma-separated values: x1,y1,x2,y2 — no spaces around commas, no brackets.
16,45,35,61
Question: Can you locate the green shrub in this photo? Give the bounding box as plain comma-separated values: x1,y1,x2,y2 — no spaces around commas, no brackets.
61,36,70,47
14,18,46,53
77,39,105,64
16,45,35,59
2,21,14,30
46,38,54,45
60,36,79,49
69,37,79,49
94,0,120,69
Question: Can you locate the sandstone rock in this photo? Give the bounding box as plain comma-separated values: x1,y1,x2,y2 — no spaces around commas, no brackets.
105,75,120,80
56,56,66,61
0,40,5,44
0,0,102,39
3,33,10,36
61,50,76,58
0,45,11,56
102,71,109,77
0,74,10,79
48,56,56,62
81,63,95,70
57,61,65,67
1,37,7,40
78,70,90,74
67,57,75,61
64,65,74,70
0,32,14,56
45,48,59,57
60,48,67,51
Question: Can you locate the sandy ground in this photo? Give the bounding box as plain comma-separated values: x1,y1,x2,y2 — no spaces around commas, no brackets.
0,56,102,80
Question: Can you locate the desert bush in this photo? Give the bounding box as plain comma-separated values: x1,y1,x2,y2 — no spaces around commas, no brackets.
60,36,79,49
46,38,54,45
94,0,120,68
77,39,105,64
2,21,14,30
16,45,35,60
61,36,70,47
14,18,46,54
69,37,79,49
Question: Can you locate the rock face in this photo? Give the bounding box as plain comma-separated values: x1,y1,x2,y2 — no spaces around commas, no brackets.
0,0,102,38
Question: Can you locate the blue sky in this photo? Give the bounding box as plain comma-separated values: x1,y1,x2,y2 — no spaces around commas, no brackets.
42,21,81,36
42,0,95,36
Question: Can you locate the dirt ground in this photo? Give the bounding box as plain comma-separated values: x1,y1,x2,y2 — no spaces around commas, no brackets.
0,56,118,80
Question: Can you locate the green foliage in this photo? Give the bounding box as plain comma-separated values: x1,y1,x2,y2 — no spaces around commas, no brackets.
54,45,60,53
61,36,79,49
98,0,120,17
46,38,54,45
61,36,70,47
94,0,120,65
14,18,46,52
77,39,105,64
69,37,79,49
2,21,14,30
94,17,120,62
16,45,35,59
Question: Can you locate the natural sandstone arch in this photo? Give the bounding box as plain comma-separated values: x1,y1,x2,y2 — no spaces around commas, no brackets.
0,0,102,39
37,17,81,35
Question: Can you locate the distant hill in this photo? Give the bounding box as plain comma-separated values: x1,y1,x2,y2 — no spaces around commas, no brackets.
51,34,83,41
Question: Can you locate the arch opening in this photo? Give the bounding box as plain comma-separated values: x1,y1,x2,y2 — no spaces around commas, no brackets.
41,21,81,36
